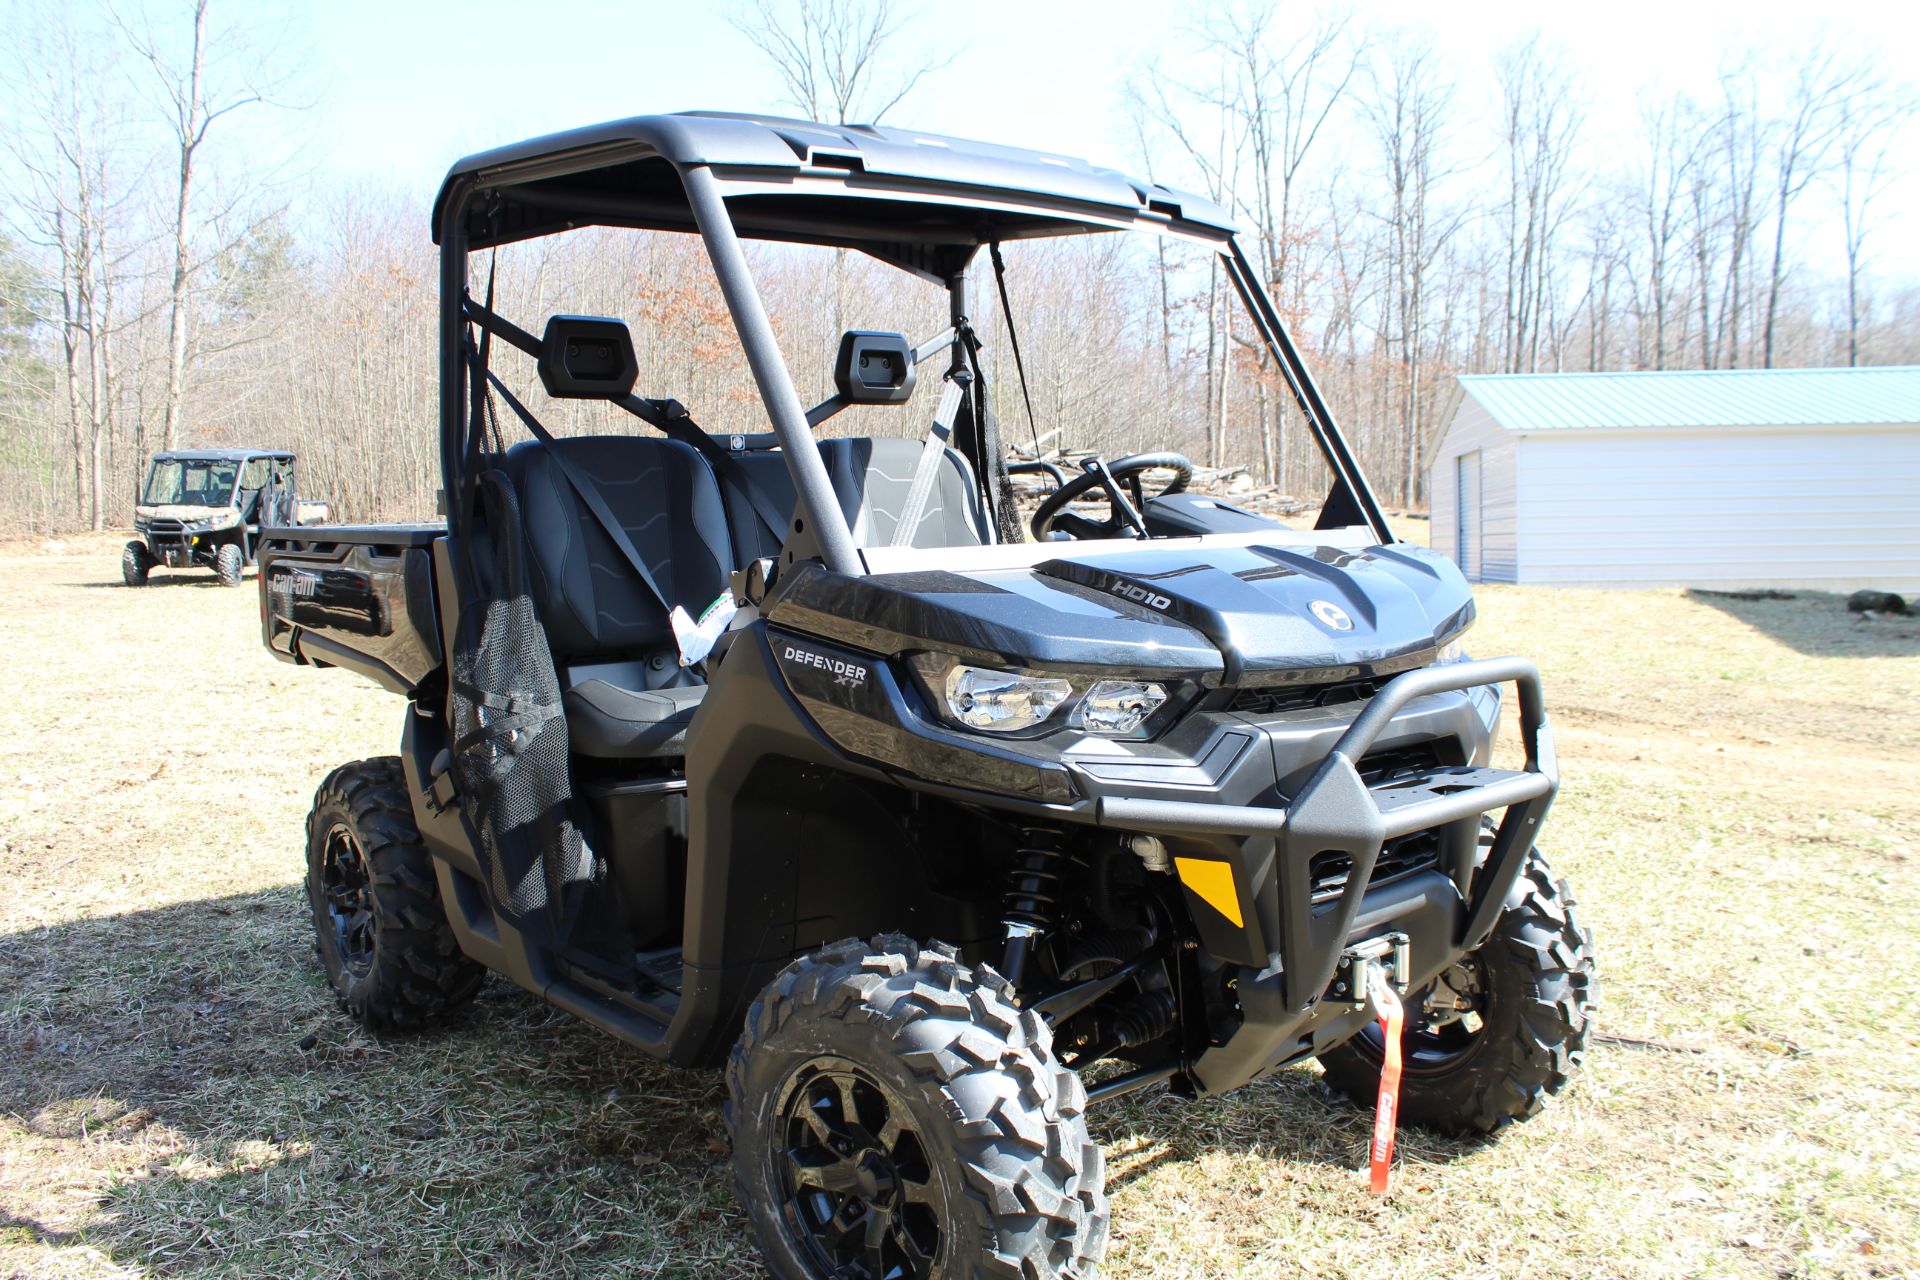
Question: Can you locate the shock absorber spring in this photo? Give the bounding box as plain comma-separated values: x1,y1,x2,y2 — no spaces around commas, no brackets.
1001,826,1070,990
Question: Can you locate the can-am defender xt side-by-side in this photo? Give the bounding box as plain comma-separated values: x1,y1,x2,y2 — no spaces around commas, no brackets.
260,113,1593,1278
124,448,328,586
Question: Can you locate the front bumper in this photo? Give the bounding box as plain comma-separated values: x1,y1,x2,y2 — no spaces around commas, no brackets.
770,629,1557,1094
1100,657,1552,998
1095,657,1556,1091
137,522,215,567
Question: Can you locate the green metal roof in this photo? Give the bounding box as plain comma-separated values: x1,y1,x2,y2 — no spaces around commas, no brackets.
1455,366,1920,432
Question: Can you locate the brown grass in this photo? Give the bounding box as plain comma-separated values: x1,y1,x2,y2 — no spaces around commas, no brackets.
2,531,1916,1279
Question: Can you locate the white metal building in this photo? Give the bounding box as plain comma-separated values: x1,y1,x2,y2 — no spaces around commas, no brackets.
1427,367,1920,592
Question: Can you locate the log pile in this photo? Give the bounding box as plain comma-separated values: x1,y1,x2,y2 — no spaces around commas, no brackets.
1005,451,1315,522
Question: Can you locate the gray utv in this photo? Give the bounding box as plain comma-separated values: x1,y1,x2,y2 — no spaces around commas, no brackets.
124,448,328,586
259,112,1594,1279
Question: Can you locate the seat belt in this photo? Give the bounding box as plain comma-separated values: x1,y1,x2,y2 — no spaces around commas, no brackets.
478,366,712,665
457,297,794,553
890,376,968,548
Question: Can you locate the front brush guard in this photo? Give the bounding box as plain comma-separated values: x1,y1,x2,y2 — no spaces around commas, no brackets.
1097,656,1557,1013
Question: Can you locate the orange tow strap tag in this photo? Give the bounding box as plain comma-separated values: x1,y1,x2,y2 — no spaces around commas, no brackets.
1368,971,1404,1196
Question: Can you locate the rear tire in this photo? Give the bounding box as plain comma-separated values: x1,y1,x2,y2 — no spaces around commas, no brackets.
1317,849,1595,1134
728,935,1108,1279
121,541,152,586
215,542,244,586
305,757,485,1031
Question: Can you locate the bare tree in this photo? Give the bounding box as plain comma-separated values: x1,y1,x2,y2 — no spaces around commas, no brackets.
1121,97,1179,386
1493,36,1583,374
119,0,281,451
1,9,143,528
1711,64,1766,368
1832,85,1908,366
1192,4,1364,300
1361,34,1463,506
1759,44,1850,367
1628,95,1707,369
730,0,953,124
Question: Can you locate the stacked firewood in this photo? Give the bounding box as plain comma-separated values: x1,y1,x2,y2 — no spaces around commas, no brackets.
1006,451,1315,521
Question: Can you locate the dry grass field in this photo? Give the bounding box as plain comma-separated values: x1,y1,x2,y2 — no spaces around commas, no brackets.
2,531,1917,1279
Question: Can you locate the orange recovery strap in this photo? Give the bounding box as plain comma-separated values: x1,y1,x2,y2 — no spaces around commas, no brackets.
1368,970,1405,1195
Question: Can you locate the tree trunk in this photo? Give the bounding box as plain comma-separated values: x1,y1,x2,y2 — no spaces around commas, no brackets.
160,0,210,452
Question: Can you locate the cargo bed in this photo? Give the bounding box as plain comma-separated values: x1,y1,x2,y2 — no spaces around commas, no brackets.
259,522,447,694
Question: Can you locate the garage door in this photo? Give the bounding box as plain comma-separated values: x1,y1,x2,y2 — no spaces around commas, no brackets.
1454,451,1482,579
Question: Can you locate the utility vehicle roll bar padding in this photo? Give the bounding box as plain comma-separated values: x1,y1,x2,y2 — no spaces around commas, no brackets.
1095,656,1557,1013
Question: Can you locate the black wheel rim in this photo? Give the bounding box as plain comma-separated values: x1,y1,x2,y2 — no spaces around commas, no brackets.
320,822,375,978
1362,955,1488,1074
775,1058,940,1279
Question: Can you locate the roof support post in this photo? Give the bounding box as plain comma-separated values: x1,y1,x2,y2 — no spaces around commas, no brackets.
682,164,863,577
1222,241,1393,544
438,179,472,518
947,262,969,376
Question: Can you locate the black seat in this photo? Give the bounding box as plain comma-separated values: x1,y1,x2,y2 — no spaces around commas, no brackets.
822,437,989,549
712,437,989,560
715,448,798,563
503,435,734,758
562,679,708,757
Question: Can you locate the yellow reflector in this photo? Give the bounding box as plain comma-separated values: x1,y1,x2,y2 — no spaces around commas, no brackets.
1174,857,1243,929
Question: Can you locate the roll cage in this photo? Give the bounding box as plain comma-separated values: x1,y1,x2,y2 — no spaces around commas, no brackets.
140,449,294,509
431,111,1392,570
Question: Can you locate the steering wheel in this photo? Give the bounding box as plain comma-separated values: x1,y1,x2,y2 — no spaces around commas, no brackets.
1029,452,1194,541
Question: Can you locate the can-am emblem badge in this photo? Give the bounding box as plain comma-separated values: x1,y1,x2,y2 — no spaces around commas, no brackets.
1308,600,1353,631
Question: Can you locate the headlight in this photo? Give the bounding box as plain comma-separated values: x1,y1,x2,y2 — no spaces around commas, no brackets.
942,664,1072,733
1436,639,1469,664
911,654,1179,738
1072,680,1169,735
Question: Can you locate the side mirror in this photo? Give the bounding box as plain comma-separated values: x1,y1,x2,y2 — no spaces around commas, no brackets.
539,315,639,399
833,331,916,405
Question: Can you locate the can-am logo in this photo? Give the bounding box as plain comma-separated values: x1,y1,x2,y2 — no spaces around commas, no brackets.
1308,599,1354,631
783,645,868,688
270,569,320,600
1108,580,1173,611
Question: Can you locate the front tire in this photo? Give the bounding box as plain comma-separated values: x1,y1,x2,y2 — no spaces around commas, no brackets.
1318,850,1595,1134
305,758,486,1031
215,542,244,586
122,541,152,586
728,936,1108,1279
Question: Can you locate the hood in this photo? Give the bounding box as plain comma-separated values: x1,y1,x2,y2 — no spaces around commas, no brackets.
765,539,1473,687
1031,541,1473,685
136,503,239,527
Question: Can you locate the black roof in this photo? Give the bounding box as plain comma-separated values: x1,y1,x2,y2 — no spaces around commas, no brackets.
433,111,1236,264
150,449,293,463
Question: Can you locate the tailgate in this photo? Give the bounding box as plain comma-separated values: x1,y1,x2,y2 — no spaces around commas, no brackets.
259,523,445,695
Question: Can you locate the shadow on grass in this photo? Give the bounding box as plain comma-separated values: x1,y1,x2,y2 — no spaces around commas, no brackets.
0,889,1474,1275
0,888,745,1278
74,574,250,590
1087,1066,1495,1195
1686,588,1920,658
0,1213,82,1248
